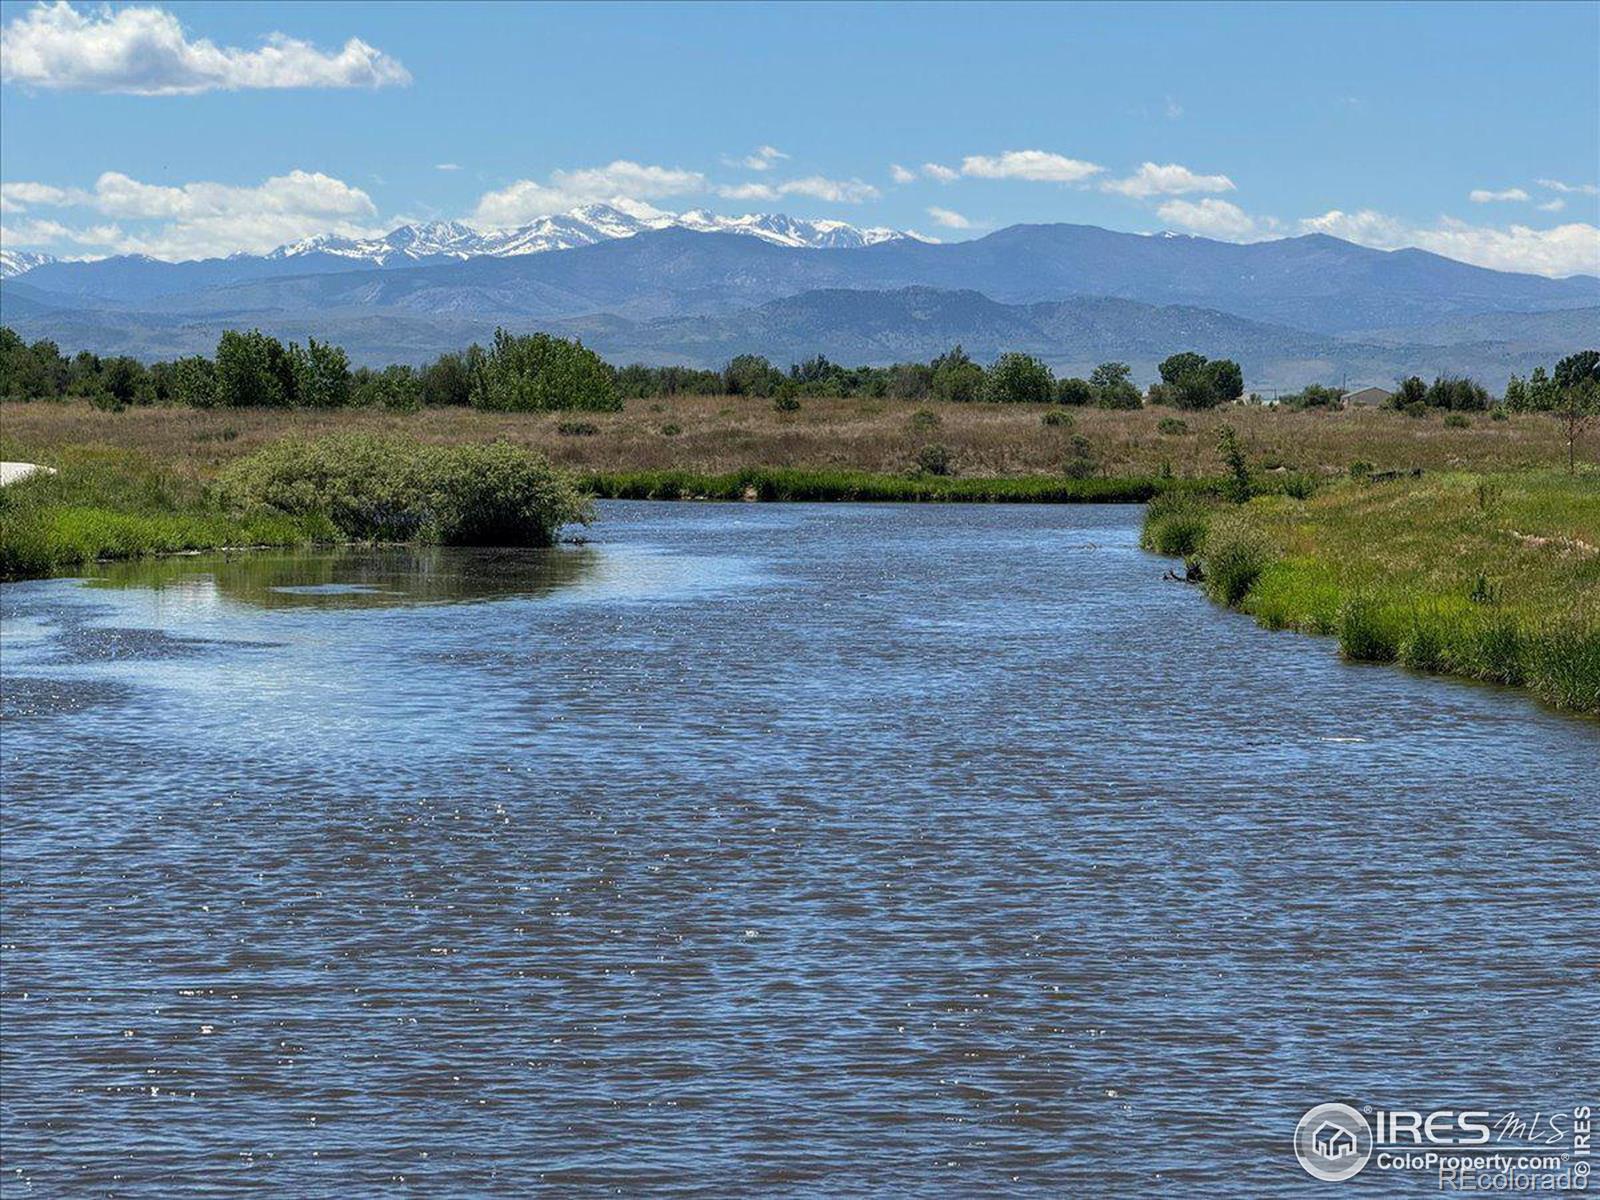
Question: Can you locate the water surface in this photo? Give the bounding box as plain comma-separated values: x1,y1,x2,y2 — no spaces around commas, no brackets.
2,502,1595,1196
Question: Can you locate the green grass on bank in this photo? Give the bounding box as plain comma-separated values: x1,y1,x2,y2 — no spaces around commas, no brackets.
1143,470,1600,714
582,467,1175,503
0,447,334,580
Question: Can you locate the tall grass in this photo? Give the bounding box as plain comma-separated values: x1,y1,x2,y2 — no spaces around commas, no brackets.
582,467,1169,503
1139,471,1600,715
0,447,331,579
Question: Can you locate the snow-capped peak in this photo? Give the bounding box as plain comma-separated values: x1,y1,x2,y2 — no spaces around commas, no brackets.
263,204,923,267
0,249,56,279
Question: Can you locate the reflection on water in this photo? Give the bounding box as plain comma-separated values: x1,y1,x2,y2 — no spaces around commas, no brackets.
1,502,1596,1197
83,543,602,610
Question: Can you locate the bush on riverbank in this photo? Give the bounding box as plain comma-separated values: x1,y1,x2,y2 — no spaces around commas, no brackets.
217,436,592,546
1140,471,1600,714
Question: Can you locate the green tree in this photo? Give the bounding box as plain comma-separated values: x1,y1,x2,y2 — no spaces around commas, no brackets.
214,330,287,408
1217,424,1251,504
1055,377,1095,406
1553,350,1600,390
983,352,1054,403
171,355,217,408
723,353,783,397
1089,361,1141,409
1158,351,1208,386
1203,358,1243,405
470,329,621,411
930,344,985,403
289,338,353,409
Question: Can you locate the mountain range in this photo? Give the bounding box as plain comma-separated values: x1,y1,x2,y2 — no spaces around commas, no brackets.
2,207,1595,388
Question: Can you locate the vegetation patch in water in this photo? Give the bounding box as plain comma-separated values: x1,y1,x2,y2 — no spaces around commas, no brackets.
581,467,1170,503
218,435,592,546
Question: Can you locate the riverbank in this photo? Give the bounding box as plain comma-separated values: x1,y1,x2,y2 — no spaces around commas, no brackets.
1142,470,1600,714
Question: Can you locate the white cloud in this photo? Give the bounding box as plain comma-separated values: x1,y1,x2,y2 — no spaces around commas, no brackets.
922,162,959,183
1156,198,1263,240
473,160,706,224
1102,162,1235,198
0,0,410,94
0,168,384,258
1299,208,1600,277
926,206,973,230
1468,187,1530,203
738,145,788,171
1164,97,1183,119
772,175,880,204
1538,178,1600,196
1537,198,1566,213
434,163,461,172
889,163,916,185
960,150,1103,183
716,181,778,201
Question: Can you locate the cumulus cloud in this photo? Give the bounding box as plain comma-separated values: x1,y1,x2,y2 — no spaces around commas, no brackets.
1156,198,1264,240
737,145,788,171
889,163,916,185
925,206,973,230
716,181,778,201
772,175,880,204
473,160,706,224
1469,187,1530,203
960,150,1103,183
1537,198,1566,213
1538,178,1599,196
0,1,410,94
1103,162,1235,198
922,162,959,183
1299,209,1600,277
0,168,384,258
434,163,461,172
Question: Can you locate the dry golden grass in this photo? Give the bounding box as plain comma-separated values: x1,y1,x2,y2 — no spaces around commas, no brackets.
0,397,1581,482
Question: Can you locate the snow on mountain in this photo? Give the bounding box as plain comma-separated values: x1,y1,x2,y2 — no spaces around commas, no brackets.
0,249,57,279
265,204,924,267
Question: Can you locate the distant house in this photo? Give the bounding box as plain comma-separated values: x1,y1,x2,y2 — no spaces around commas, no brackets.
1341,386,1393,409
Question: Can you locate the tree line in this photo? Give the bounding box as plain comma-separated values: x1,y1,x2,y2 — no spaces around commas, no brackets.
1,324,1593,416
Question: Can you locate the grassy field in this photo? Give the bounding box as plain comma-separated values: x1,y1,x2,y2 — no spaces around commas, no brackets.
0,396,1578,481
1143,471,1600,714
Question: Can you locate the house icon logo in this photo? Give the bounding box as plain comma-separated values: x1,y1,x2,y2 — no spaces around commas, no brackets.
1294,1103,1373,1181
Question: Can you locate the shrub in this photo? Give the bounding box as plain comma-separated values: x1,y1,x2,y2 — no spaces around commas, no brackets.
1201,517,1272,606
1217,424,1251,504
1490,406,1508,422
910,408,942,432
1140,494,1210,557
1061,434,1098,479
557,420,599,436
1156,417,1188,435
1349,460,1373,480
772,392,801,413
914,443,952,475
1443,412,1472,429
661,422,682,436
1041,409,1073,428
216,435,591,546
1281,472,1317,500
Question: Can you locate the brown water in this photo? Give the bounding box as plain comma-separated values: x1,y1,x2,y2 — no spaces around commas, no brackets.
1,502,1595,1196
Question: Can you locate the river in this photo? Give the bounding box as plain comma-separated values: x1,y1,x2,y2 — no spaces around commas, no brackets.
1,501,1594,1195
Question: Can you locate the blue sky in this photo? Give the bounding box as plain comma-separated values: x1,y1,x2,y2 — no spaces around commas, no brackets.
2,0,1597,275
